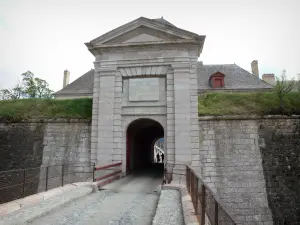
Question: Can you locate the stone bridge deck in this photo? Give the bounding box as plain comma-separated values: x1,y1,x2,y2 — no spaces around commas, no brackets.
0,170,185,225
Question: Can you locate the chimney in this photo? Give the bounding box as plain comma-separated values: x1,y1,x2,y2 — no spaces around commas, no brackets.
262,73,275,85
63,70,70,88
251,60,259,77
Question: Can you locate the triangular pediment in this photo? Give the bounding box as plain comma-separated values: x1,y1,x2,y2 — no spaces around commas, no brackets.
86,17,205,48
122,33,164,43
101,25,186,45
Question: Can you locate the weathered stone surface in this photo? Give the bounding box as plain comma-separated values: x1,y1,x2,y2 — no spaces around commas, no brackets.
198,116,300,224
0,120,92,204
0,122,45,203
0,122,45,171
259,118,300,224
129,77,159,101
198,118,272,224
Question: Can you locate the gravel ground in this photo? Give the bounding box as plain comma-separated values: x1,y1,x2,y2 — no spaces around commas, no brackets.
152,190,184,225
28,169,164,225
29,190,159,225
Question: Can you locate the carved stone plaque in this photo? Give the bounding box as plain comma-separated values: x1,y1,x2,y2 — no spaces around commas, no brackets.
129,78,159,101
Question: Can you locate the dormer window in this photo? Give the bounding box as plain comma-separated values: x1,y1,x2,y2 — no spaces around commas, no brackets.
209,72,225,88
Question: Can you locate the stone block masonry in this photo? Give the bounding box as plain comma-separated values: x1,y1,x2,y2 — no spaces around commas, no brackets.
41,119,91,166
0,121,45,171
198,117,273,224
0,119,92,204
0,121,46,203
39,119,92,191
198,115,300,225
1,115,299,223
259,117,300,224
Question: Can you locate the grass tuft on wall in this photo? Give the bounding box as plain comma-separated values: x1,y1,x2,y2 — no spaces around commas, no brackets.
0,98,92,121
198,91,300,116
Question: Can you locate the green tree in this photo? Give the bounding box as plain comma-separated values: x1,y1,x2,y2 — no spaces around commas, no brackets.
21,71,53,98
0,83,24,100
0,71,53,100
275,69,295,110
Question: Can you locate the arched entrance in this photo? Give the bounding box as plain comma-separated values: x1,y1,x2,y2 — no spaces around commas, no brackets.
126,118,164,173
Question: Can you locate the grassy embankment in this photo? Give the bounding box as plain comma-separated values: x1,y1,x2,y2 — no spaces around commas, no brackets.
198,91,300,116
0,92,299,121
0,98,93,121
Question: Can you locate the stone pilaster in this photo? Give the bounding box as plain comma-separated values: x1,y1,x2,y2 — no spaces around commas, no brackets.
95,67,117,165
172,63,192,164
91,70,99,163
190,59,200,167
112,70,122,163
166,68,175,165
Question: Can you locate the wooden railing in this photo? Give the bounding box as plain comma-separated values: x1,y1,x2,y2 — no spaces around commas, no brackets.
165,164,237,225
93,162,122,187
0,162,123,204
0,163,95,204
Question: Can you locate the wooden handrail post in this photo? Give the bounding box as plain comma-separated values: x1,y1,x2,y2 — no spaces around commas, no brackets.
45,167,49,191
190,170,193,194
215,200,219,225
61,164,64,186
22,169,26,198
195,176,199,214
201,184,206,225
186,166,188,187
92,163,95,182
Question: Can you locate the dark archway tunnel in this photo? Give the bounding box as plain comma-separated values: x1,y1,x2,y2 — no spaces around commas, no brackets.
126,119,164,173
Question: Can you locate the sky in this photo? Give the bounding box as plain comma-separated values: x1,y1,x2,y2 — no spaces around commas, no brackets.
0,0,299,92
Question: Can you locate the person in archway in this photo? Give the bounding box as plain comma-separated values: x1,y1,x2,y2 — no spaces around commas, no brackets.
161,153,164,163
156,153,160,163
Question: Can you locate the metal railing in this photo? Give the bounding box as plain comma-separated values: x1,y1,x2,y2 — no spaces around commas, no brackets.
0,163,95,204
0,162,123,204
164,164,237,225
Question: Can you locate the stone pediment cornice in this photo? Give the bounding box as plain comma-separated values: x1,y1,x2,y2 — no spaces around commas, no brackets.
90,39,202,48
85,17,205,54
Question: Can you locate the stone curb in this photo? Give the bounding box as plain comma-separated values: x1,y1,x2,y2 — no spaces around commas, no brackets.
153,189,185,225
198,114,300,121
0,186,95,225
0,118,92,123
163,183,199,225
0,182,97,217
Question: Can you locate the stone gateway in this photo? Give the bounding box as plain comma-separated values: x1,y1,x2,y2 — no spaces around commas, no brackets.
84,17,205,172
54,17,273,173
